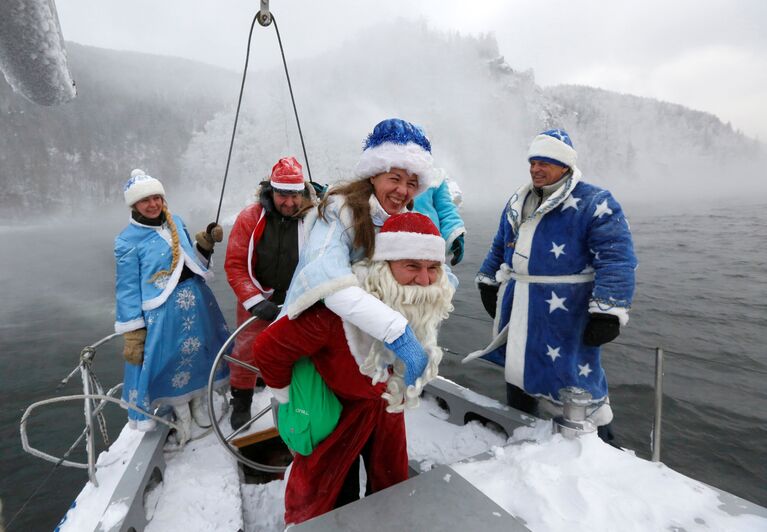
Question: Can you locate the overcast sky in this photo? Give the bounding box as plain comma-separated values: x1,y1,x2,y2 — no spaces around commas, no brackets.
56,0,766,140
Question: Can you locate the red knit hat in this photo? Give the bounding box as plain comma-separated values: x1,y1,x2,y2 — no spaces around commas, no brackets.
373,212,445,263
270,156,305,191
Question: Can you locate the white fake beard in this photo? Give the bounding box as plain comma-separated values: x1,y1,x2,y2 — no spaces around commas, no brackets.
355,261,455,412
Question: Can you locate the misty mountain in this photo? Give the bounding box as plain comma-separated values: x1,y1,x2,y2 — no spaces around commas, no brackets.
0,42,238,216
179,21,765,215
1,22,763,218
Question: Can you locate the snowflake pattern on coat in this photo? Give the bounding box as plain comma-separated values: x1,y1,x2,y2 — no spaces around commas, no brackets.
176,288,196,310
181,336,201,355
172,371,191,389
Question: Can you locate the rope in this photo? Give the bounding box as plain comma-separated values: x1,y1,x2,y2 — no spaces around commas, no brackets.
215,13,258,225
215,9,313,224
272,15,313,183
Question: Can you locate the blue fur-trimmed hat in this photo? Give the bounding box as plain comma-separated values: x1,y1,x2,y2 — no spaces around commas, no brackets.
528,129,577,169
354,118,437,194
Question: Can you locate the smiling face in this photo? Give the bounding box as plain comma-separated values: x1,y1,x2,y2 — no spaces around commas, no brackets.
529,160,569,188
369,168,419,214
388,259,442,286
134,194,164,219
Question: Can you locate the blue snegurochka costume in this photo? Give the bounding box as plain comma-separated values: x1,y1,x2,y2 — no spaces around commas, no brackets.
115,173,229,430
471,130,636,424
413,176,465,250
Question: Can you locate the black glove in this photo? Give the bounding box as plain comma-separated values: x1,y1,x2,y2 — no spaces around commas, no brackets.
248,300,279,321
583,313,620,346
450,234,465,266
478,283,499,319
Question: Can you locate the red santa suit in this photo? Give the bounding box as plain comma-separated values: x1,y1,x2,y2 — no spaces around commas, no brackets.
225,201,273,389
225,193,311,388
250,304,409,525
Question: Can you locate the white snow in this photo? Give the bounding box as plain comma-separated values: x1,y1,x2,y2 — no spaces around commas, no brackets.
453,421,767,532
145,428,243,532
405,395,508,472
61,389,767,532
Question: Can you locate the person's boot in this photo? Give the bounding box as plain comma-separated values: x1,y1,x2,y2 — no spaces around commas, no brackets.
172,402,193,445
190,395,210,427
230,387,254,431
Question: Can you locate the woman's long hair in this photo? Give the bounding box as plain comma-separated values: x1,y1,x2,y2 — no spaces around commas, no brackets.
318,179,376,259
147,204,181,284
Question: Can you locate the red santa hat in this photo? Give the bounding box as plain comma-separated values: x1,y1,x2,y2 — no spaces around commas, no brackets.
270,156,305,192
372,212,445,263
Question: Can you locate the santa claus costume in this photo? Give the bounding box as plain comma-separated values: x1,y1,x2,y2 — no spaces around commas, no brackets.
251,213,454,525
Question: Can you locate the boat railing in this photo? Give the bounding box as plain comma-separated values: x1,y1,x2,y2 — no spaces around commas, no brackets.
19,332,179,487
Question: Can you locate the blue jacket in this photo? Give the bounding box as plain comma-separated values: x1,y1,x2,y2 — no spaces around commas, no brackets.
476,170,636,401
114,215,212,333
413,179,465,247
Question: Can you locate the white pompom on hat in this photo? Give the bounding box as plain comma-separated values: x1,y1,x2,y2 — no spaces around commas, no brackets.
527,128,578,169
123,168,165,206
372,212,445,263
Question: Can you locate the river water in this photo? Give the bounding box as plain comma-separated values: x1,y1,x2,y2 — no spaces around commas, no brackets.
1,200,765,529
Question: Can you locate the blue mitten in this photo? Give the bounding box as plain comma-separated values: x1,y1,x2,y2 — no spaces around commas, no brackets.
384,325,428,387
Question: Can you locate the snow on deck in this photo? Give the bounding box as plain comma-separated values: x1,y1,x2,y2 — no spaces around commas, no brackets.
59,390,767,532
453,421,767,532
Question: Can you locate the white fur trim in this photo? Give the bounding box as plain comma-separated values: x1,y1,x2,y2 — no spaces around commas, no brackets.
246,211,275,300
504,280,529,387
355,142,436,194
287,274,359,319
124,176,165,206
589,300,630,326
445,226,466,250
475,272,499,288
242,293,265,311
270,179,305,191
372,232,445,262
528,134,577,169
115,317,146,334
268,385,290,404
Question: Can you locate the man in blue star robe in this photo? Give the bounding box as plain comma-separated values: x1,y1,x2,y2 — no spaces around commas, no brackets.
469,129,637,443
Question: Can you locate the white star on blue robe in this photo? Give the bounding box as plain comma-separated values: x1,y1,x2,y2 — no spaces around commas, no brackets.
546,344,561,362
550,242,566,259
545,291,568,313
578,363,593,377
561,195,581,212
593,199,614,219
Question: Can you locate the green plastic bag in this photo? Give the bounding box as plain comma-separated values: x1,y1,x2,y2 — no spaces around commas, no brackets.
278,357,342,456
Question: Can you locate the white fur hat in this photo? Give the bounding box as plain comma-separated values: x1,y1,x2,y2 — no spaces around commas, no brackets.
527,129,577,169
123,169,165,206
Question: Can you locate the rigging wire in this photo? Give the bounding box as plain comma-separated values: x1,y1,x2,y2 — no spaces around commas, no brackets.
215,10,313,225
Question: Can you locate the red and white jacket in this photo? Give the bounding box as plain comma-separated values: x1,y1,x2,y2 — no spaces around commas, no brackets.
224,201,310,311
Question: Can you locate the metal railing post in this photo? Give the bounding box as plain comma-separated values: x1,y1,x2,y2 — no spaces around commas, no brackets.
81,363,98,485
652,347,664,462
